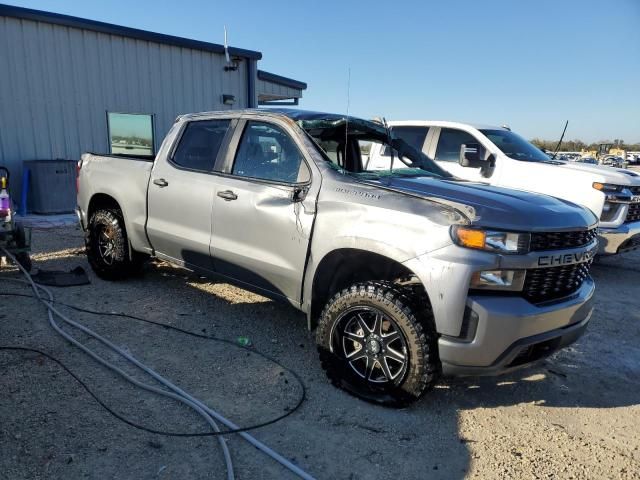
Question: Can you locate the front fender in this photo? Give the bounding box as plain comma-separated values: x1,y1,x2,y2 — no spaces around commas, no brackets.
403,245,499,337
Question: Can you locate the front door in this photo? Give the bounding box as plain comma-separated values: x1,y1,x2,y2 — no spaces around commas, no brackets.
146,118,233,270
210,119,316,302
430,127,487,182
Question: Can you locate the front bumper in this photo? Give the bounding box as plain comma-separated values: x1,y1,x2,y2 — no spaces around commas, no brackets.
598,220,640,255
439,277,594,376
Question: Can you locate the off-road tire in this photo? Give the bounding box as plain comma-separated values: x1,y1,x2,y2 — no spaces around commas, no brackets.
87,209,146,280
316,281,439,407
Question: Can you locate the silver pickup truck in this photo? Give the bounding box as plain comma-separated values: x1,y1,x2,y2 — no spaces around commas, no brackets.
77,109,598,406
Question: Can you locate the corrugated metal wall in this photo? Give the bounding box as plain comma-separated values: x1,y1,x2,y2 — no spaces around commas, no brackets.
257,78,302,101
0,15,249,194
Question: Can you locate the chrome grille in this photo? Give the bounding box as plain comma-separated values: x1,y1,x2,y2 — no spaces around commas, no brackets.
529,229,597,251
626,203,640,223
523,262,592,303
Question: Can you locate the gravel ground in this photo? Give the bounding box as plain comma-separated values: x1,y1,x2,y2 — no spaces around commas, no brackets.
1,225,639,479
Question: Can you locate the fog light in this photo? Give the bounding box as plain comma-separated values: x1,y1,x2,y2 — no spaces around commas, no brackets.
471,270,525,291
600,202,620,223
459,307,479,342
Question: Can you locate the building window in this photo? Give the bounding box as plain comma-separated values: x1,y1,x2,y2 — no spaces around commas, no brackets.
107,112,155,156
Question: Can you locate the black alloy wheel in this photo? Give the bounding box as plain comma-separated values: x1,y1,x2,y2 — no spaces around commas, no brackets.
332,306,409,385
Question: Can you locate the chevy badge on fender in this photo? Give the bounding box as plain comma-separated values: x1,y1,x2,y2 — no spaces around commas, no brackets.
538,247,597,267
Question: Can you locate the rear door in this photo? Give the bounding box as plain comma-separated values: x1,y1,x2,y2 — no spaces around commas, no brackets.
369,125,431,170
146,118,234,270
209,117,317,303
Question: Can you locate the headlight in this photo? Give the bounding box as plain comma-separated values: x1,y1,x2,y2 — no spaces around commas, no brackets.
451,226,529,254
593,182,623,193
471,270,526,291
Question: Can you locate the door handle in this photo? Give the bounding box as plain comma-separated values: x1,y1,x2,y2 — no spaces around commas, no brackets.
153,178,169,187
217,190,238,201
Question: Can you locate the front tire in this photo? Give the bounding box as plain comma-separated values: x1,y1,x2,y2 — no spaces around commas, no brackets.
86,209,145,280
316,282,439,407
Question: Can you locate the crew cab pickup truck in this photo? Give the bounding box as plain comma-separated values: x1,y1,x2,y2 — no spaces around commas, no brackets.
77,109,597,406
367,121,640,255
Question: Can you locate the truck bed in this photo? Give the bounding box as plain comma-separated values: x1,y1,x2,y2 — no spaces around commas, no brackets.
77,153,154,254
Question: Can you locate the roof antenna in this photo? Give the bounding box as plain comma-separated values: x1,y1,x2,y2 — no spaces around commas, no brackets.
223,26,238,71
384,117,395,181
343,67,351,173
551,120,569,160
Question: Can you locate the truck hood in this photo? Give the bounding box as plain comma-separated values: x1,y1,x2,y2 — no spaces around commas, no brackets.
554,161,640,185
366,176,597,232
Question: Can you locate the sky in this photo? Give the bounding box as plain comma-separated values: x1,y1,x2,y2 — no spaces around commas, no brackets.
6,0,640,143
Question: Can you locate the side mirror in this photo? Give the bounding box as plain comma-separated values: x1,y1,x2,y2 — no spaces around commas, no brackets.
459,143,486,168
291,185,309,203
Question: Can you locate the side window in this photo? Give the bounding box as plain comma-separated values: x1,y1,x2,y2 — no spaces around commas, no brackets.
383,126,430,156
317,140,342,167
435,128,478,162
172,119,231,171
233,121,307,183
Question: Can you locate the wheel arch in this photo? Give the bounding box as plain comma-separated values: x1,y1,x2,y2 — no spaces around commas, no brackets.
87,193,122,221
307,248,432,330
87,193,138,261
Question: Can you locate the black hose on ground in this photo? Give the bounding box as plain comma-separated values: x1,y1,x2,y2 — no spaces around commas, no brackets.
0,291,306,436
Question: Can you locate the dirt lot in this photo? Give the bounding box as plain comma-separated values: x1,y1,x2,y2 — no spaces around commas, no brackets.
1,225,639,479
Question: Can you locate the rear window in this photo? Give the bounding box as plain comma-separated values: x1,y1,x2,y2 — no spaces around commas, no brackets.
383,126,429,156
171,120,231,171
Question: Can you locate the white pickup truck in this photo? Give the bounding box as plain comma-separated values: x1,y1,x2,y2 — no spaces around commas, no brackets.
367,121,640,255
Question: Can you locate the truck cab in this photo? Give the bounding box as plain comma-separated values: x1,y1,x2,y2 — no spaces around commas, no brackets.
367,121,640,255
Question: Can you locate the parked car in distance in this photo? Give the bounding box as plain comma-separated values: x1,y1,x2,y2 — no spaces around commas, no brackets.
367,121,640,256
78,109,598,406
575,157,598,165
602,155,625,168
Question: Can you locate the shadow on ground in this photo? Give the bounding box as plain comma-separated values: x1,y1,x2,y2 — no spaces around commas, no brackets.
2,231,639,479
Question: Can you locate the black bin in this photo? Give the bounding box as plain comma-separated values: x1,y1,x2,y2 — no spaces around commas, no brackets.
24,160,77,214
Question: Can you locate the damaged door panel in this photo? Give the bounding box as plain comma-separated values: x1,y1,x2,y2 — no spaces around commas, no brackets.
209,118,316,302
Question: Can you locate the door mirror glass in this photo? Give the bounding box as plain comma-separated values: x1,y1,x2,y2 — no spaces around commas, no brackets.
459,143,486,168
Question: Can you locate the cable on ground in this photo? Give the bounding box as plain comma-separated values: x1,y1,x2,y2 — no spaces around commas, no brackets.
0,249,315,480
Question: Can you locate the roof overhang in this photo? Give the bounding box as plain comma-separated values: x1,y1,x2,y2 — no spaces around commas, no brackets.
257,70,307,106
0,3,262,59
257,70,307,90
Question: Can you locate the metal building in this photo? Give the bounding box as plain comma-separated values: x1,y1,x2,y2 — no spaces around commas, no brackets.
0,3,307,202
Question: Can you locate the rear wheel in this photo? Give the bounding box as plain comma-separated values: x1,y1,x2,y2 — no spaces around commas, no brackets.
316,282,439,407
87,209,146,280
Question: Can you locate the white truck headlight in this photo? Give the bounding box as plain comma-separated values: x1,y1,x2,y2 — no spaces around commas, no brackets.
451,226,529,254
471,270,526,291
593,182,624,193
